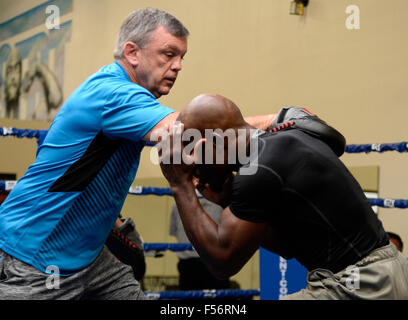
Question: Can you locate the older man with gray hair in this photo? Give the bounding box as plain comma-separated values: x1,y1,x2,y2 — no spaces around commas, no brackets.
0,8,189,300
0,7,278,300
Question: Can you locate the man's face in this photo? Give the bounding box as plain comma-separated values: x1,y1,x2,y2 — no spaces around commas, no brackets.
135,26,187,98
194,164,231,193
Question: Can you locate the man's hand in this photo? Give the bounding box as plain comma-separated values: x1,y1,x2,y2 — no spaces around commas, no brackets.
244,114,277,131
158,121,196,187
194,173,233,209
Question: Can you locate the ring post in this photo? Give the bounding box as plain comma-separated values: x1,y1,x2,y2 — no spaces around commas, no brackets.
259,248,307,300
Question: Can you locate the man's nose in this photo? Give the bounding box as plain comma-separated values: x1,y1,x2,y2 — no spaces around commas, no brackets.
171,57,182,72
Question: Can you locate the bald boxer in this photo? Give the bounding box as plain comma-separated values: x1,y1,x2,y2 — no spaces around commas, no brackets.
159,94,408,300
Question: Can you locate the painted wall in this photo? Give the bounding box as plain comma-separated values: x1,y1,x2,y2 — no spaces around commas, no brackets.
0,0,407,291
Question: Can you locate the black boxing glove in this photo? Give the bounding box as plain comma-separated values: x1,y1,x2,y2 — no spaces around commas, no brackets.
105,217,146,281
267,107,346,157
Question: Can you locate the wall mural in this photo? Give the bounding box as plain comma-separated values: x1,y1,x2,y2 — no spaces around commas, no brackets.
0,0,73,121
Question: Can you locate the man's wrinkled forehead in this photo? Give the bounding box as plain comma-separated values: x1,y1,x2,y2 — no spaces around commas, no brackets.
147,25,187,50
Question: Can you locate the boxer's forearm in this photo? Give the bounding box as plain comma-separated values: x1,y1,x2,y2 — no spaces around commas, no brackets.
244,114,277,131
170,182,236,279
171,182,220,252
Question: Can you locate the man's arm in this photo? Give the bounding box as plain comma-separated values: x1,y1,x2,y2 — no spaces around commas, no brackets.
244,114,277,131
142,111,179,143
143,111,276,143
171,181,268,279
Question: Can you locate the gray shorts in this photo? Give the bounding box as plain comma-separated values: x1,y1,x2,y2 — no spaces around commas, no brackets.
0,246,146,300
283,243,408,300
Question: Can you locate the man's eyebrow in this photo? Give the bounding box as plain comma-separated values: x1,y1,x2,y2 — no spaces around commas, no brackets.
164,45,180,52
164,45,187,56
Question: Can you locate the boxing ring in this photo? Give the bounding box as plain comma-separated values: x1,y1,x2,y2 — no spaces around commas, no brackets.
1,127,407,300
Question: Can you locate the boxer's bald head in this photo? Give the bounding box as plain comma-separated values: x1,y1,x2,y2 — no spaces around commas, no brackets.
178,94,252,192
178,93,248,133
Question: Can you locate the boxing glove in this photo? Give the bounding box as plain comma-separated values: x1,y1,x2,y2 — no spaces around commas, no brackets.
106,217,146,281
267,107,346,157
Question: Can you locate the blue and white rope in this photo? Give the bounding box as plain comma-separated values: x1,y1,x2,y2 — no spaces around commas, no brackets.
0,127,48,147
145,289,260,300
2,126,408,154
346,142,408,153
144,243,194,252
1,181,407,208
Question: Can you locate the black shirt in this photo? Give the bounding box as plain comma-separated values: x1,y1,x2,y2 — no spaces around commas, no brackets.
230,129,389,273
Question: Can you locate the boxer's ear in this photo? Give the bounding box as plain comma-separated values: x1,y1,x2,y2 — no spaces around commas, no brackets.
123,42,141,67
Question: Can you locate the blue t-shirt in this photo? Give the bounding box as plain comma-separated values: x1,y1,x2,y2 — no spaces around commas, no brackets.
0,61,174,275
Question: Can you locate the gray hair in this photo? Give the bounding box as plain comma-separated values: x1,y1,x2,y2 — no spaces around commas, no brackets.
114,8,189,59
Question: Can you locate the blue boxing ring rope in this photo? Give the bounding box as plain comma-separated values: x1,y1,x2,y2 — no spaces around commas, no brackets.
345,142,408,154
2,181,408,209
1,127,407,299
144,289,260,300
128,186,408,209
2,126,408,154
